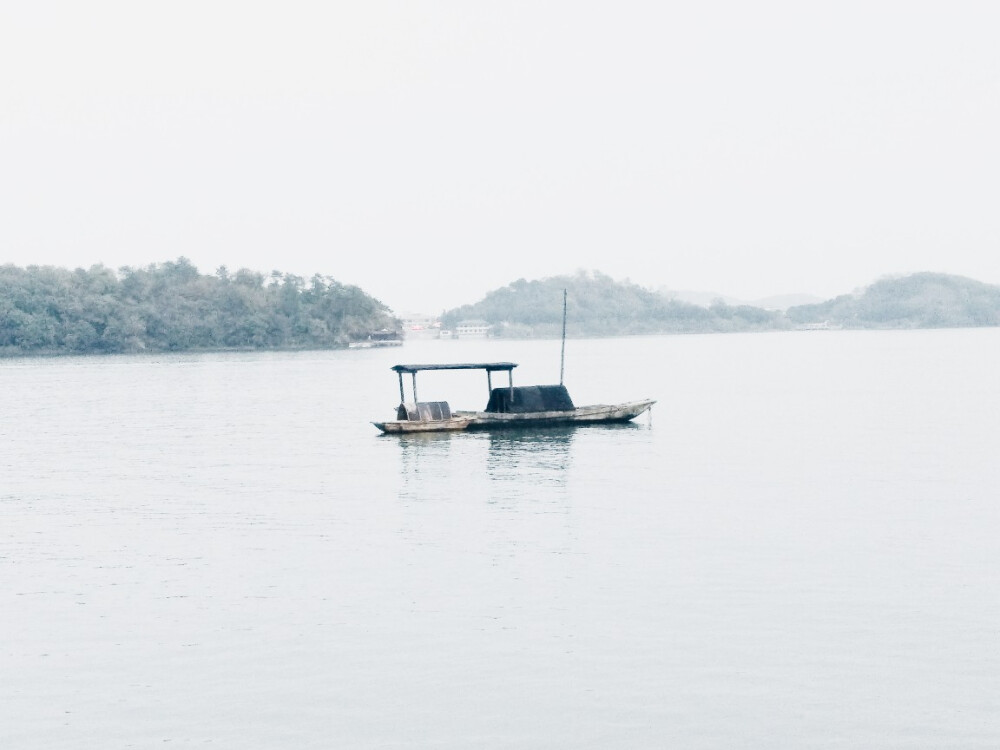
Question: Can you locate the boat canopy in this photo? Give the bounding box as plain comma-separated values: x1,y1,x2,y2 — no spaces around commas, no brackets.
390,362,518,404
390,362,517,374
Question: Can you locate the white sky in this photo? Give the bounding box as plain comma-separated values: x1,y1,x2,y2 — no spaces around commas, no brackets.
2,2,998,313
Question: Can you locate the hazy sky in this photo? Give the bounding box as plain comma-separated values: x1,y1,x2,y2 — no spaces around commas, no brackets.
2,2,998,312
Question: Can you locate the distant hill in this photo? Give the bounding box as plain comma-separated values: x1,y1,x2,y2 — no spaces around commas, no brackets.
0,258,398,357
440,271,788,337
441,271,1000,337
11,263,995,357
786,273,1000,329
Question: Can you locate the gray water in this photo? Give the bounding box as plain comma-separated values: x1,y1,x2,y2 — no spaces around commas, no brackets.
2,330,998,748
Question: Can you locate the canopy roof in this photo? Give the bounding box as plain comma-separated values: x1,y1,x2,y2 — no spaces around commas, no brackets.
391,362,518,374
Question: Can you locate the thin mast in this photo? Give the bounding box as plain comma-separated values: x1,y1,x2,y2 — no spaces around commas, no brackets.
559,288,567,385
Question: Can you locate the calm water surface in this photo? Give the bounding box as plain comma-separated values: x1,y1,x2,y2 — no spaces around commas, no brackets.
2,330,998,748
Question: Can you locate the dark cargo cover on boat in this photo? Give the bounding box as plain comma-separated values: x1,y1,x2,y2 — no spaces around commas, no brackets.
485,385,575,413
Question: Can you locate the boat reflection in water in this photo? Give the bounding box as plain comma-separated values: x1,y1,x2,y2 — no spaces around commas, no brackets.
396,430,457,469
394,427,577,505
484,427,575,488
391,423,648,556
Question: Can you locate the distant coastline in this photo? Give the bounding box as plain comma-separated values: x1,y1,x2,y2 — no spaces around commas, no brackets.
3,262,998,358
440,270,1000,339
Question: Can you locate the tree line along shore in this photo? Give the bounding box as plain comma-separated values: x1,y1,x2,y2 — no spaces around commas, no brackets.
3,261,1000,358
0,258,396,356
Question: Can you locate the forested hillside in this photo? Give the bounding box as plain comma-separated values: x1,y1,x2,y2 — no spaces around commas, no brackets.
0,258,397,356
786,273,1000,328
442,271,1000,337
6,263,998,356
441,271,788,336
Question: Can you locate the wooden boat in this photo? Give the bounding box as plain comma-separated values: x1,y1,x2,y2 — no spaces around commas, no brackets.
376,415,471,434
372,362,654,434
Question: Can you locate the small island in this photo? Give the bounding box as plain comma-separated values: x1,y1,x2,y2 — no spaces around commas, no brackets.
0,258,398,357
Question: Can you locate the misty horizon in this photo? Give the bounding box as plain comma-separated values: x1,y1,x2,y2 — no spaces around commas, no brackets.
3,3,999,313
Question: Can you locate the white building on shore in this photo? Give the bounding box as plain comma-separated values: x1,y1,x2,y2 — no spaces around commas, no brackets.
455,320,491,338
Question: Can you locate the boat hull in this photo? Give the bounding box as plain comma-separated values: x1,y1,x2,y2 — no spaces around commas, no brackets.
372,416,472,434
457,399,655,429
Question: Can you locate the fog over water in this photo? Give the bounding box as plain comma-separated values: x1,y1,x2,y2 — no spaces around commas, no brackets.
3,330,998,747
3,3,1000,311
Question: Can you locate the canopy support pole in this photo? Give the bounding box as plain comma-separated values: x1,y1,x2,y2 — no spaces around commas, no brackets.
559,289,567,385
